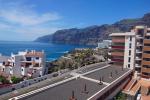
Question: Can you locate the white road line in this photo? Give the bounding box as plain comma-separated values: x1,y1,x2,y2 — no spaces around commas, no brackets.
82,65,110,76
9,77,75,100
9,64,110,100
87,69,133,100
80,76,110,86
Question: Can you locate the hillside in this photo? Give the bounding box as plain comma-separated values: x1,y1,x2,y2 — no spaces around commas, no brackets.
35,13,150,46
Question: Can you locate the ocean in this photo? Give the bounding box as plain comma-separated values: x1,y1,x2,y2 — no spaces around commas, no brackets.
0,41,95,61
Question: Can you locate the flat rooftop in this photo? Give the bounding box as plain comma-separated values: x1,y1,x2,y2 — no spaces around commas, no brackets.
11,64,131,100
85,66,129,83
23,78,106,100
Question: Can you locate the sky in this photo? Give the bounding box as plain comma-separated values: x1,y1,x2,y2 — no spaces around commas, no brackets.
0,0,150,41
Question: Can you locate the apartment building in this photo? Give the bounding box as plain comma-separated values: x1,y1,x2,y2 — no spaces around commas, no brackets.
0,50,47,78
109,26,150,99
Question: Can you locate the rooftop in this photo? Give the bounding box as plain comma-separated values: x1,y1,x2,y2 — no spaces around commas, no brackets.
14,64,131,100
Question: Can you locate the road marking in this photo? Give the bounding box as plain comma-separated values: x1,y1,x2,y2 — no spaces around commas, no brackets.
82,65,110,76
80,76,110,86
87,69,133,100
9,64,110,100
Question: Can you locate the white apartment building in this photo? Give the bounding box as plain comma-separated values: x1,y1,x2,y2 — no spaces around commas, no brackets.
0,50,47,78
109,26,150,78
109,26,150,99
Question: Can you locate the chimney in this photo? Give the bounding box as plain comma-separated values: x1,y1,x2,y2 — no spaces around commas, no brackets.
82,84,89,94
99,77,103,85
69,90,77,100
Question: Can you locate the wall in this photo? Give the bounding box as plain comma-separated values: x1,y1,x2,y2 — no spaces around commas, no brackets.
0,69,69,95
124,34,136,70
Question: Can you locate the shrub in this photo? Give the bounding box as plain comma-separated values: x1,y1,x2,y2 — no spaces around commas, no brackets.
11,76,23,84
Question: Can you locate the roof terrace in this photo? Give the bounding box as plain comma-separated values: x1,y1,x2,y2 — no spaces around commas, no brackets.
8,63,132,100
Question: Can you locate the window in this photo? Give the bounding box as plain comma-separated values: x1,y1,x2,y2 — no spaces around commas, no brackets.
128,57,131,62
129,50,131,56
129,43,132,48
129,36,132,41
36,57,39,60
2,68,4,72
26,57,31,61
128,64,130,68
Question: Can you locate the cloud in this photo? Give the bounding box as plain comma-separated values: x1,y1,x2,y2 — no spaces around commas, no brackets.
0,0,62,41
0,9,61,26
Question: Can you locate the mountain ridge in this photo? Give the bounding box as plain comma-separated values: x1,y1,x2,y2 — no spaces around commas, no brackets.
35,13,150,46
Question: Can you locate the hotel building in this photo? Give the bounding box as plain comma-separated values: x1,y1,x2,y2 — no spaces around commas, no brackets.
0,50,47,78
109,26,150,99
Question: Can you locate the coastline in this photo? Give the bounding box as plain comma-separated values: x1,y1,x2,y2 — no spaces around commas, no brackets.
0,41,95,62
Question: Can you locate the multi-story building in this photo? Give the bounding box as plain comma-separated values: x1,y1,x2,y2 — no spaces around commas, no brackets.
0,50,47,78
109,26,150,99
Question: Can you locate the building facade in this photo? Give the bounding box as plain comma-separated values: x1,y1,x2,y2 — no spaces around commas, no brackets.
0,50,46,78
109,26,150,99
109,26,150,78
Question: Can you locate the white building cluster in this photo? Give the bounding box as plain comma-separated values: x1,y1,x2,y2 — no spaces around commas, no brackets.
0,50,47,78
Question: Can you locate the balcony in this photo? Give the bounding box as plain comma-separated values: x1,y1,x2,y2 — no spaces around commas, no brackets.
135,64,141,68
141,68,150,73
143,53,150,58
143,46,150,51
111,46,125,50
141,74,150,78
135,57,142,60
145,33,150,36
111,52,124,56
111,58,124,62
136,35,143,39
112,38,125,43
144,39,150,44
108,52,111,55
136,50,142,53
137,42,143,46
142,61,150,65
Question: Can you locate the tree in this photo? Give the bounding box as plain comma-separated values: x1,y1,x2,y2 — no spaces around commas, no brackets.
0,75,10,84
11,76,23,84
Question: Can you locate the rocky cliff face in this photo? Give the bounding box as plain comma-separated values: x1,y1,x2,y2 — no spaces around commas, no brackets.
35,13,150,46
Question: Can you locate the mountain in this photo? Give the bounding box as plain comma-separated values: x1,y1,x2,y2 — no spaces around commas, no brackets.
35,13,150,46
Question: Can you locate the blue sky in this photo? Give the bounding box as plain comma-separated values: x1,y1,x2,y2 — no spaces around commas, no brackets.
0,0,150,41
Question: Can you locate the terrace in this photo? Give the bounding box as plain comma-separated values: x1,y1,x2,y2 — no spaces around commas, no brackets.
9,64,132,100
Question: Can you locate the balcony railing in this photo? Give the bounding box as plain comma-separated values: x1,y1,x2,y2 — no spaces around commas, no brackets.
135,64,141,68
111,52,124,56
111,46,125,49
142,61,150,65
112,38,125,43
143,46,150,51
111,58,124,62
135,57,142,60
143,53,150,58
136,35,143,39
141,68,150,73
141,74,150,78
136,50,142,53
144,39,150,44
137,42,143,46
